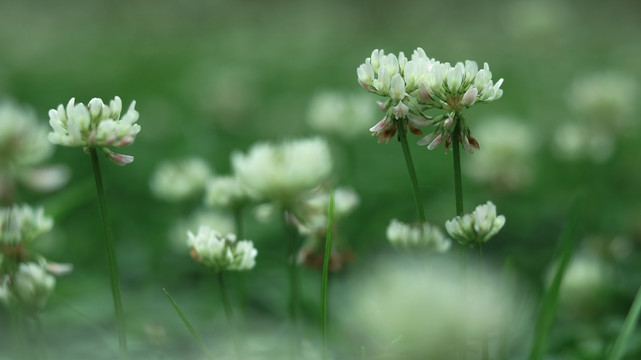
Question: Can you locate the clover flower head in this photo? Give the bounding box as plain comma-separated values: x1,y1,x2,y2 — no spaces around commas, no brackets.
0,262,56,313
0,204,53,245
386,219,451,252
303,187,359,219
169,210,234,253
187,226,257,271
47,96,141,165
357,48,435,143
0,99,53,171
204,176,250,209
306,91,376,139
150,157,212,202
445,201,505,245
231,138,332,202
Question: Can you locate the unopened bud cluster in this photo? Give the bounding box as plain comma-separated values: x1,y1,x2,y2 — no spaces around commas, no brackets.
48,96,141,165
357,48,503,150
0,261,55,313
445,201,505,246
386,219,451,252
187,226,257,272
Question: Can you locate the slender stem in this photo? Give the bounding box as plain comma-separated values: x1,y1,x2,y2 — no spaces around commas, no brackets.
396,119,426,223
217,272,242,359
89,148,128,358
607,286,641,360
452,115,464,216
163,288,215,360
233,207,247,321
321,190,335,360
283,208,301,355
478,245,489,360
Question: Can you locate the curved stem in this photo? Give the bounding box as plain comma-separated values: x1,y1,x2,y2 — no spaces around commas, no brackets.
396,119,426,223
89,148,128,358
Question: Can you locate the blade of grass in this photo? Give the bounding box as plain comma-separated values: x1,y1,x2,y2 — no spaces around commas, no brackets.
163,288,215,360
321,189,335,360
607,286,641,360
528,192,584,360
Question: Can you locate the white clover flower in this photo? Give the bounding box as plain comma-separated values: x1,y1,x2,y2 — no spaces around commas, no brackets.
204,175,250,209
465,117,538,191
48,97,141,165
150,157,212,202
0,99,54,171
0,262,56,312
231,138,332,203
445,201,505,246
306,91,376,139
546,250,611,308
303,187,359,219
386,219,451,252
341,258,530,359
357,48,435,143
552,122,615,163
0,204,53,245
169,210,234,253
187,226,257,272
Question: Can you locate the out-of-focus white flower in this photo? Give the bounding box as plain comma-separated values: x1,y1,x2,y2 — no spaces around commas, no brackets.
187,226,257,272
0,262,56,312
231,138,332,202
552,122,615,163
567,71,637,132
465,117,537,191
386,219,451,251
0,99,53,171
341,258,529,359
204,176,250,209
169,209,234,253
150,157,212,202
47,97,141,165
302,187,359,219
306,91,377,139
0,204,53,245
18,165,71,193
445,201,505,246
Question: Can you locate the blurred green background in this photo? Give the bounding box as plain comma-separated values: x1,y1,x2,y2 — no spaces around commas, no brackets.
1,0,641,358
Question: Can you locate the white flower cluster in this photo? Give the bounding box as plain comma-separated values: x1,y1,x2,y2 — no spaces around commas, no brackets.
187,226,257,272
232,137,332,202
445,201,505,245
306,91,376,139
0,204,53,245
0,100,53,171
294,187,360,236
386,219,451,252
150,157,212,202
0,262,55,313
204,176,250,209
48,97,141,165
357,48,503,150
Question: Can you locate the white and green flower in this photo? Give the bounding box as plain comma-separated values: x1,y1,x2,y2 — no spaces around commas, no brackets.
386,219,451,251
445,201,505,245
187,226,257,272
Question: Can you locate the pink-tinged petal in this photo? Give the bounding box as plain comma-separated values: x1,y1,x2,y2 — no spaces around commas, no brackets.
407,113,432,127
461,87,478,106
461,134,473,154
106,152,134,166
369,117,389,133
392,101,409,119
417,133,437,146
428,134,444,150
443,117,454,127
377,101,386,111
358,80,373,92
418,82,431,103
116,135,135,147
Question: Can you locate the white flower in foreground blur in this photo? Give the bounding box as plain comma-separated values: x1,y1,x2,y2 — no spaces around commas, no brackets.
187,226,257,272
231,138,332,202
0,262,56,313
341,258,529,359
0,99,53,171
48,96,141,165
150,158,212,202
386,219,451,252
465,117,537,191
204,176,250,209
445,201,505,246
307,91,377,139
0,204,53,245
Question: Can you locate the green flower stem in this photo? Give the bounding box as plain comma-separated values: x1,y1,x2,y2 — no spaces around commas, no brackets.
396,118,426,223
607,286,641,360
452,114,464,217
163,288,215,360
233,207,247,321
321,190,335,360
283,208,302,355
217,272,243,360
89,148,128,358
11,309,27,360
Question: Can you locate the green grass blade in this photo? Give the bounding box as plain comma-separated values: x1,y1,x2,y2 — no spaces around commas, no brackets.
528,193,584,360
321,189,335,360
163,288,216,360
607,286,641,360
